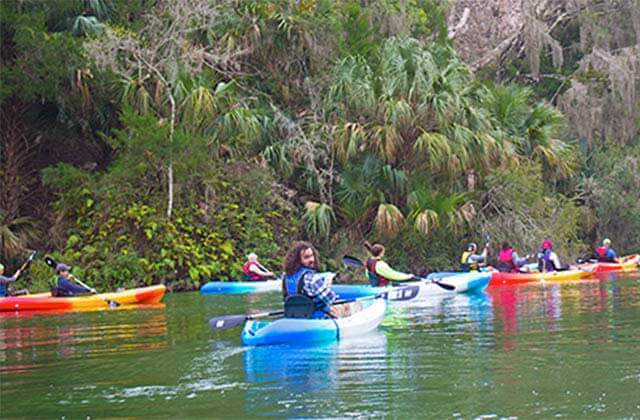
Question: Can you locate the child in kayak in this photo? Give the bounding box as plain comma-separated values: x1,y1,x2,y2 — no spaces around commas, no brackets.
282,241,356,318
242,253,275,281
363,241,414,286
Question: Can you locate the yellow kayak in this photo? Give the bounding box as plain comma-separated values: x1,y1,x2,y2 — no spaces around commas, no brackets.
0,285,166,312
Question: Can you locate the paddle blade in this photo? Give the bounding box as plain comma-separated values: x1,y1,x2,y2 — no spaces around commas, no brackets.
44,256,58,269
383,284,420,301
432,280,456,291
342,255,364,269
209,315,248,331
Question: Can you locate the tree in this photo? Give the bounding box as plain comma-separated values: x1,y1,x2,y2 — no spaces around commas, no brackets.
86,0,243,218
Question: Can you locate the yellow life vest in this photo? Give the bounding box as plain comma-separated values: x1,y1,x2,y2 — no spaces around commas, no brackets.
460,251,478,271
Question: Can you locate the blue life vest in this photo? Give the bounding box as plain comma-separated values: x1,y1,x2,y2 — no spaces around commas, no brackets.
284,267,315,297
0,282,7,297
284,267,333,319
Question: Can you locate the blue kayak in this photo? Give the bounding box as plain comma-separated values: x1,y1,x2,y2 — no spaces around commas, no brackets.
241,298,386,346
200,279,281,295
332,271,490,300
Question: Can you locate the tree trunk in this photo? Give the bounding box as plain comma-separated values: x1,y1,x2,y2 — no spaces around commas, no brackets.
167,94,176,219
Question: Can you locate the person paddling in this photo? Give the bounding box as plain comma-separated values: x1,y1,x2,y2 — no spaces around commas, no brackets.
363,241,413,286
0,262,23,297
537,240,565,272
282,241,354,319
460,242,489,272
497,242,531,273
242,253,275,281
594,238,617,263
54,263,95,297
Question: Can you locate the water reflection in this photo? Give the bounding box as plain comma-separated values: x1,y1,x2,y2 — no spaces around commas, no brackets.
0,304,168,376
243,332,387,417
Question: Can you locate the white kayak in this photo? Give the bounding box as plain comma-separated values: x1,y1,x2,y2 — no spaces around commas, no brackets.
332,271,491,301
241,298,386,346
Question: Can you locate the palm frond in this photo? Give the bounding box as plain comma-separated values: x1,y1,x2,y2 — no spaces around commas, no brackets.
302,201,335,241
374,203,405,237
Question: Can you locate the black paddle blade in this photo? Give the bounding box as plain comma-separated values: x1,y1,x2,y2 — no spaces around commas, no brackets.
209,315,248,331
342,255,364,269
44,256,58,269
432,280,456,291
383,284,420,301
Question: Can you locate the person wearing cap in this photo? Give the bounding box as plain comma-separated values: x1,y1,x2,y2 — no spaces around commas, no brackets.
594,238,617,263
537,240,563,272
0,263,22,297
55,263,95,296
460,242,489,272
242,253,275,281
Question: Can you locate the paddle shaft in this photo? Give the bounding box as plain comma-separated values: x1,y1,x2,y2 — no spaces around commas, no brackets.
44,256,119,307
13,251,37,281
209,283,420,331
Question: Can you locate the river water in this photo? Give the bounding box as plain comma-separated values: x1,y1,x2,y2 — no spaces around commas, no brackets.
1,273,639,418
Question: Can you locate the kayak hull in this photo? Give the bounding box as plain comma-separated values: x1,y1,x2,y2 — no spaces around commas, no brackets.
489,269,591,287
332,272,490,300
200,279,281,295
241,298,386,346
0,285,166,312
579,254,639,273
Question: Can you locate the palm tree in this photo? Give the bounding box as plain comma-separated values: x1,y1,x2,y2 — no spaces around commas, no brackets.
0,210,38,261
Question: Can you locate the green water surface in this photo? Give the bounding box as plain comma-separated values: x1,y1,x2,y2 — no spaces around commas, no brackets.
1,273,640,418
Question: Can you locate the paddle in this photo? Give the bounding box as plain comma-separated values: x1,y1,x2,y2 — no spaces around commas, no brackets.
209,283,421,332
44,256,120,307
342,255,455,291
5,251,37,295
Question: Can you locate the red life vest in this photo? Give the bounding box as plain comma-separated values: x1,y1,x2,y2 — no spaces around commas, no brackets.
595,247,607,258
242,261,263,281
498,248,516,272
366,258,390,287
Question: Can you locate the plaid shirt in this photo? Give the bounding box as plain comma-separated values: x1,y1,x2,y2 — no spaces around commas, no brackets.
301,272,337,309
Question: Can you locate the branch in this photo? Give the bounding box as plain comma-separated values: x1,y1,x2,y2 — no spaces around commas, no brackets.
448,7,470,40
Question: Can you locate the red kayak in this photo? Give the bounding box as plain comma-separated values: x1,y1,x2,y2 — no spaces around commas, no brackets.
578,254,639,273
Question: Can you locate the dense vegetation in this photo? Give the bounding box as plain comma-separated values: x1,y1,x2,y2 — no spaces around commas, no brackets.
1,0,638,292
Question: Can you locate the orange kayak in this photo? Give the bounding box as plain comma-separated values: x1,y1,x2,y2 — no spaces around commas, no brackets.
578,254,639,273
489,269,592,287
0,285,166,312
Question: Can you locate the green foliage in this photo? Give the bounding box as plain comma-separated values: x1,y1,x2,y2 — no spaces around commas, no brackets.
6,0,636,294
477,163,589,261
44,157,297,290
0,9,83,104
578,143,640,254
18,259,56,294
303,201,335,242
0,211,39,261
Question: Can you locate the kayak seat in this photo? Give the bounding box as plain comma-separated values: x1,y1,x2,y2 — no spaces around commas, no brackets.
284,294,315,319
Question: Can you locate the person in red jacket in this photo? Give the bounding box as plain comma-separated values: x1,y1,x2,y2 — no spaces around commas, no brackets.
242,253,275,281
497,242,530,273
594,238,617,263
